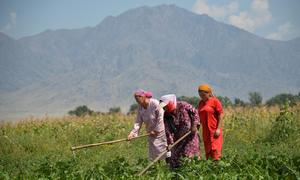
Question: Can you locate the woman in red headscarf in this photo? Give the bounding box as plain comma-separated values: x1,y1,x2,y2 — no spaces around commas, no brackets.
127,89,167,161
198,84,223,160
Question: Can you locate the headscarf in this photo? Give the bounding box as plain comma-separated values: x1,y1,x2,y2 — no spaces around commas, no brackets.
134,89,153,98
159,94,177,112
198,84,212,93
198,84,214,97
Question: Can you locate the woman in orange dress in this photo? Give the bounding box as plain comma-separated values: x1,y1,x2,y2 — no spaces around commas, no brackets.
197,84,223,160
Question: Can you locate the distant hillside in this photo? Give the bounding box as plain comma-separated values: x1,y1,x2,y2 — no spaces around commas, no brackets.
0,5,299,120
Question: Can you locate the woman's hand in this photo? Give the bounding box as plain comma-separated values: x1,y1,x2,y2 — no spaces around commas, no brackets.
150,130,159,137
191,126,198,134
166,144,172,151
127,132,137,140
214,128,221,138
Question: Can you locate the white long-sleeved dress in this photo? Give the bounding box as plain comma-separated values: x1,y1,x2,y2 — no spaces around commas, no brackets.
130,98,167,160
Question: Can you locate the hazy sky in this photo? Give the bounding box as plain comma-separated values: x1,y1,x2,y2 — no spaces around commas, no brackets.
1,0,299,41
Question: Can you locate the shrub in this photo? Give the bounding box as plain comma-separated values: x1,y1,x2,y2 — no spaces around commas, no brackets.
68,105,93,117
109,107,121,114
217,96,233,107
127,103,138,115
266,103,298,143
234,98,246,107
266,93,298,107
249,92,262,106
177,96,199,108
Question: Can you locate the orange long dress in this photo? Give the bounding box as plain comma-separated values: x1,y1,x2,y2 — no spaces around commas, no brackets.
198,97,223,160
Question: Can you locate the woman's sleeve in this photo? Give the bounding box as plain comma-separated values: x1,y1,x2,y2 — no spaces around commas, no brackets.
187,104,200,128
130,110,143,136
153,105,165,133
214,99,223,115
164,117,174,145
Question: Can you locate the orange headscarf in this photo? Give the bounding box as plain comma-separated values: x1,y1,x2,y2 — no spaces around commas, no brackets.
198,84,213,96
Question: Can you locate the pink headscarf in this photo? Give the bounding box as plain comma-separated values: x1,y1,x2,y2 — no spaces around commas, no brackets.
134,89,153,98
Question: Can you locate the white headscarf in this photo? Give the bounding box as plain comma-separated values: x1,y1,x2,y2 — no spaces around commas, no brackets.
159,94,177,108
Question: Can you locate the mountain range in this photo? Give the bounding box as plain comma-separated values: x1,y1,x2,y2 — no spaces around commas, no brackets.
0,5,299,120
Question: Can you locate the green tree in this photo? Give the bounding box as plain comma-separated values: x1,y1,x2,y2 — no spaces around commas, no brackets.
217,96,232,108
234,98,246,107
248,92,262,106
68,105,93,117
109,107,121,114
266,93,298,107
127,103,138,115
177,96,199,108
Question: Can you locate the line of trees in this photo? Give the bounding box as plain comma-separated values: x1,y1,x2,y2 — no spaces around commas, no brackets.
68,105,122,117
127,92,300,114
68,92,300,117
216,92,300,108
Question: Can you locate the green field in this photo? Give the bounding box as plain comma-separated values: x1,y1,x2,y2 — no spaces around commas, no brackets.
1,105,300,179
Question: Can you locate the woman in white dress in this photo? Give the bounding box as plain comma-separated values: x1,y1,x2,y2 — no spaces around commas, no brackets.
128,89,167,160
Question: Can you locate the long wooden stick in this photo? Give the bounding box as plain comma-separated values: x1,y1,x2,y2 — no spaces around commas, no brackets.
138,131,191,176
71,133,150,151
